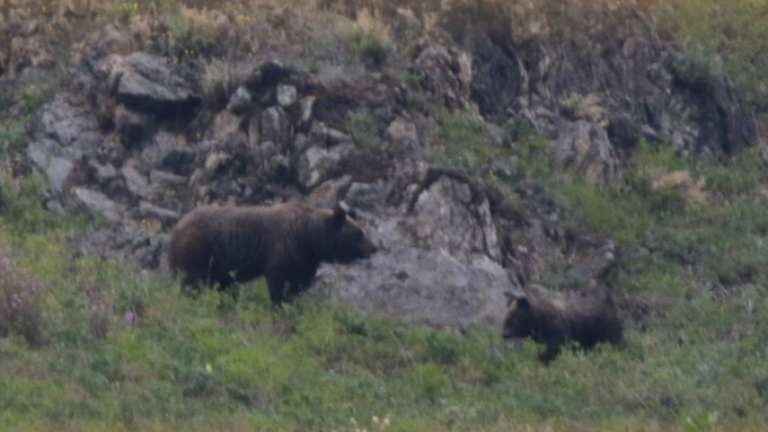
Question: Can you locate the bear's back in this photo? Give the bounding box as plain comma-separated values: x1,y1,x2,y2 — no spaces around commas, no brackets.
561,296,623,347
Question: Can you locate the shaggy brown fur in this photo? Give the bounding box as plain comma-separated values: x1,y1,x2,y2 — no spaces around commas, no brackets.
167,202,377,304
502,286,626,363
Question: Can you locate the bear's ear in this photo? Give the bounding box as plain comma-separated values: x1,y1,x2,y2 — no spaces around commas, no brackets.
330,204,347,229
516,297,531,310
504,291,517,306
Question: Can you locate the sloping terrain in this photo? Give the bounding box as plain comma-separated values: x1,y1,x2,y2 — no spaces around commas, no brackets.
1,0,768,431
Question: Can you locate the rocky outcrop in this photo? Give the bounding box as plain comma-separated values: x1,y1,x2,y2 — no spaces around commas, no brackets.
325,0,758,162
314,165,513,328
18,36,622,327
411,31,474,110
2,0,759,329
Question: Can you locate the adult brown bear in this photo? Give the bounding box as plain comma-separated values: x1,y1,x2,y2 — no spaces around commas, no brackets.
167,202,378,304
503,286,626,363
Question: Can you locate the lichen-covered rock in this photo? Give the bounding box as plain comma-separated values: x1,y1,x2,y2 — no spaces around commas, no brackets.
227,87,252,115
405,175,500,262
258,107,292,148
26,93,102,192
276,84,297,107
114,53,201,113
553,120,620,185
385,117,419,147
66,187,123,222
314,247,512,328
120,161,149,199
313,167,519,329
411,32,473,109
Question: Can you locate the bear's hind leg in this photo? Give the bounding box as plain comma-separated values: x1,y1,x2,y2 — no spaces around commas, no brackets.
286,281,307,302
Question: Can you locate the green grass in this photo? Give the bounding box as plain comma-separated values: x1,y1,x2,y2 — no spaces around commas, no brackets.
428,109,496,170
350,32,388,68
424,109,554,182
4,1,768,431
658,0,768,116
0,118,29,158
3,146,768,431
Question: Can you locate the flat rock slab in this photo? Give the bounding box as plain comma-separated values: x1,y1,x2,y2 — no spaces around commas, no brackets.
313,246,515,329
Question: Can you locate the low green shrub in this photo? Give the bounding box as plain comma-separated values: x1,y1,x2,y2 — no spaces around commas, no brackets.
0,246,46,345
351,33,388,68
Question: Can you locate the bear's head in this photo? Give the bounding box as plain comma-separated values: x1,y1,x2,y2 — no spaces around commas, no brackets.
324,203,378,263
501,293,541,340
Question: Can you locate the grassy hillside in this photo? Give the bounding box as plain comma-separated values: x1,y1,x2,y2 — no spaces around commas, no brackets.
658,0,768,122
3,0,768,431
2,144,768,432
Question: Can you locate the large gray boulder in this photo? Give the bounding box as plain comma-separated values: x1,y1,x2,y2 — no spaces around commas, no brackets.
26,93,102,193
114,53,201,112
312,169,519,329
314,247,511,328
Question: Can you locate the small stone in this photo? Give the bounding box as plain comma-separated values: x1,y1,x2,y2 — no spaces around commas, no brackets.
227,86,252,115
71,187,122,221
299,96,316,125
120,162,149,198
139,201,180,227
276,84,297,107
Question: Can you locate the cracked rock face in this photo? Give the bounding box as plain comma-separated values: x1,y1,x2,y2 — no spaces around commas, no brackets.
406,175,500,262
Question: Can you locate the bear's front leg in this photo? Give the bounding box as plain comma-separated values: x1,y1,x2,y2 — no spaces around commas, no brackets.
209,267,235,292
540,338,564,364
266,274,287,305
286,269,315,301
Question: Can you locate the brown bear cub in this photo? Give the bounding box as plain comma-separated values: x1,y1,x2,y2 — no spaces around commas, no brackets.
502,286,626,363
167,202,378,305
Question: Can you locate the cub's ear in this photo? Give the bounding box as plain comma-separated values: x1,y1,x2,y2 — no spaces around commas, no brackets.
330,203,347,229
516,297,531,310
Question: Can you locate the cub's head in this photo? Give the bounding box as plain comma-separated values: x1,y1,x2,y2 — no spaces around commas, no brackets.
501,293,538,340
325,203,378,263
